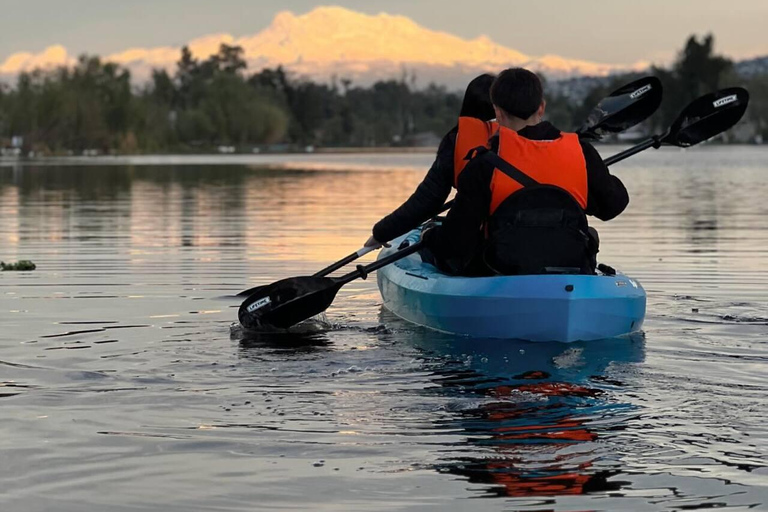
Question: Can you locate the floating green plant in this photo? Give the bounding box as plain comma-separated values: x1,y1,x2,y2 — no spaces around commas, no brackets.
1,260,36,271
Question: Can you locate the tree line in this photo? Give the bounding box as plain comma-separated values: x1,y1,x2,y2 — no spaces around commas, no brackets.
0,34,764,155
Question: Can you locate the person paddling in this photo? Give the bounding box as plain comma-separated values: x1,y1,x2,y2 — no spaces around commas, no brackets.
364,74,496,249
421,68,629,276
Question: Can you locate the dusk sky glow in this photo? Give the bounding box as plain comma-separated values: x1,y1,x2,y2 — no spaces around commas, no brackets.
1,0,767,66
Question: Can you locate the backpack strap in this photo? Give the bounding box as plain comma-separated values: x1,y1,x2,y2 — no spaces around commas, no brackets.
480,149,539,188
464,145,539,188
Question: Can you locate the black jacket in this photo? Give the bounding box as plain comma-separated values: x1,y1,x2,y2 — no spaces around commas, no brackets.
372,127,457,243
423,122,629,274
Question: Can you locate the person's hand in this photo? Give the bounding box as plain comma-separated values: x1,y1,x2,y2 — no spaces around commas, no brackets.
364,235,390,249
419,225,434,242
419,221,440,240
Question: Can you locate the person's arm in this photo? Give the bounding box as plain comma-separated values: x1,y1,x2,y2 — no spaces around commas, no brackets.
582,141,629,221
422,159,492,275
368,129,456,245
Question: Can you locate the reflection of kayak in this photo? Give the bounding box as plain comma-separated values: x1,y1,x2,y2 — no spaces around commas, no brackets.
376,230,646,342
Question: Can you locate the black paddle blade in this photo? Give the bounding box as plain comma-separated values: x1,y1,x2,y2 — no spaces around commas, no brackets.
577,76,663,140
663,87,750,148
238,276,342,329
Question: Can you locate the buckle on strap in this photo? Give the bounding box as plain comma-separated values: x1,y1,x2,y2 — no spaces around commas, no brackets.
464,145,488,162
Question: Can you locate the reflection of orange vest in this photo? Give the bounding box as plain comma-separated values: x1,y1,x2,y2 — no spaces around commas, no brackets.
489,127,588,215
454,117,498,187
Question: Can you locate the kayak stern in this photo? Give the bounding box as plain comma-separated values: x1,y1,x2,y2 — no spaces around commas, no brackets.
376,234,646,342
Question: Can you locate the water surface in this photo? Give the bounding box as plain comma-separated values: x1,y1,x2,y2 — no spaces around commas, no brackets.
1,147,767,511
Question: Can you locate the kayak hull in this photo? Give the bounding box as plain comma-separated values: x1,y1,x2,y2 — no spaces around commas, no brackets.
376,231,646,342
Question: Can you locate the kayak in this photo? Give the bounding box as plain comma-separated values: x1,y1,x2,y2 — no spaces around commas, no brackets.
376,230,646,342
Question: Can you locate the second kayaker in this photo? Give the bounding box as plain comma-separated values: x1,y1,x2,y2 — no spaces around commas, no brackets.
363,73,496,249
422,68,629,276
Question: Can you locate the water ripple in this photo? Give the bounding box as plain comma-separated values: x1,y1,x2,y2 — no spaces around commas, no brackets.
1,149,767,511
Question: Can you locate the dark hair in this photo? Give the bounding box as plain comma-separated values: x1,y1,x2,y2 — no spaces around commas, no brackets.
490,68,543,120
459,73,496,120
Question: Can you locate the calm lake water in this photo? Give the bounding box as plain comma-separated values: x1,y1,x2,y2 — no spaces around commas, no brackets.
1,146,767,511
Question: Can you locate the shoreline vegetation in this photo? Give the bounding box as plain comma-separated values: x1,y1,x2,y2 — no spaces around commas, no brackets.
0,143,762,163
1,34,765,157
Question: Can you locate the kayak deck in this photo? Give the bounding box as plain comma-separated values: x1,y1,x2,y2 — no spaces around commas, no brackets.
376,232,646,342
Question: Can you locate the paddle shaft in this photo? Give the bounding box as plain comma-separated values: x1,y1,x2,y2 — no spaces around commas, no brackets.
315,201,450,278
313,246,375,277
298,199,452,280
335,240,425,286
603,136,662,166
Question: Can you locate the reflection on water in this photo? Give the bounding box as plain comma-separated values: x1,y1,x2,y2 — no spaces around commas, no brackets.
1,148,768,511
410,334,646,499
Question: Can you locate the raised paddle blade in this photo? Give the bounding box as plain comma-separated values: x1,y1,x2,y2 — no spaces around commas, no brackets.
238,276,342,329
577,76,663,140
662,87,750,147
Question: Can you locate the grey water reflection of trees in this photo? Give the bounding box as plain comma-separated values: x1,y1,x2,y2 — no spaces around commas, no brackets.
0,165,306,250
1,164,377,273
1,165,245,246
413,334,646,499
678,174,720,254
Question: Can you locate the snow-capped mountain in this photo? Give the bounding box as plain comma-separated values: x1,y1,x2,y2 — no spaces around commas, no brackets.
1,6,649,87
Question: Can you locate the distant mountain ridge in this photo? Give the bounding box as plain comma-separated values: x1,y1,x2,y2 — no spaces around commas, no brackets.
1,6,648,87
735,56,768,77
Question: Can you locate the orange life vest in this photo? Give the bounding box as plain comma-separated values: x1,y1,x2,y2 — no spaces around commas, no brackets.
454,117,498,187
489,126,588,215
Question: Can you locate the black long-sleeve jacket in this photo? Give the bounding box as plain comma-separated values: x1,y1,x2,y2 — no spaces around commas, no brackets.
423,122,629,274
372,127,457,243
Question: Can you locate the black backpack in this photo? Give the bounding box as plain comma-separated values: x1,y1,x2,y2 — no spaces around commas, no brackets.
484,185,596,275
471,148,597,275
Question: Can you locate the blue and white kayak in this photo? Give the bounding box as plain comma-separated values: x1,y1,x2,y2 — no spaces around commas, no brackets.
377,230,646,342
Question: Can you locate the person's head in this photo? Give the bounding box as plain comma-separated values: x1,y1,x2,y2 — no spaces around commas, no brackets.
459,73,496,120
490,68,545,129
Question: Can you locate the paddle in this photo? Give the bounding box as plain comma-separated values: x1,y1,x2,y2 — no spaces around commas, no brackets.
239,86,749,330
604,87,749,166
235,76,662,298
239,240,425,329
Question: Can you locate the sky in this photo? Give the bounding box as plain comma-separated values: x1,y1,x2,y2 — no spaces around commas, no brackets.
1,0,767,66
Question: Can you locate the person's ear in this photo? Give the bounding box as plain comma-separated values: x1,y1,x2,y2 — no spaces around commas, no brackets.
494,106,504,123
539,100,546,118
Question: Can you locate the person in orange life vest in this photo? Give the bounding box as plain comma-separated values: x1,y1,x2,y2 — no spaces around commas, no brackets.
363,74,497,249
421,68,629,276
